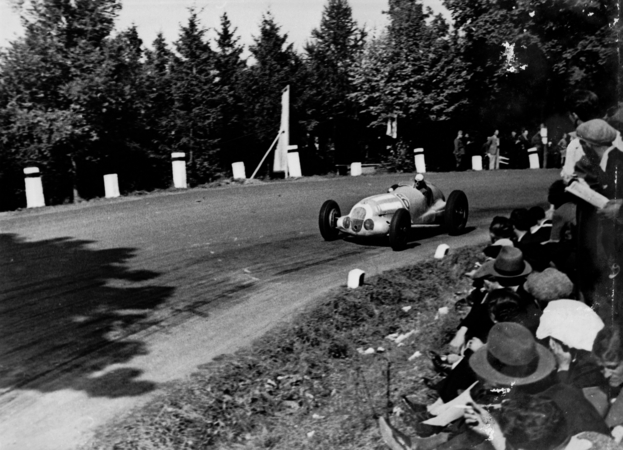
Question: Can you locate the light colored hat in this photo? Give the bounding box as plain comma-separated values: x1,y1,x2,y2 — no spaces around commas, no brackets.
524,268,574,303
536,300,604,351
576,119,617,146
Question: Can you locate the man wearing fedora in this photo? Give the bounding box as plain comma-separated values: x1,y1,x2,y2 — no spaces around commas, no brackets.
389,324,610,450
450,247,533,353
466,323,609,442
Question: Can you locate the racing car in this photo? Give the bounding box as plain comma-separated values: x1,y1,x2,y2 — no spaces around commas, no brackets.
318,174,468,250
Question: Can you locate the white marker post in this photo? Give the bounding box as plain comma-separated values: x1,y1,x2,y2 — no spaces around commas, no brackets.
287,145,302,177
540,126,548,168
434,244,449,259
527,147,540,169
103,174,120,198
414,148,426,173
471,155,483,171
350,162,362,176
24,167,45,208
232,162,246,179
347,269,365,288
171,152,187,188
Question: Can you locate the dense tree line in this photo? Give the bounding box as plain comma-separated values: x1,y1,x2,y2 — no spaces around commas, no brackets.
0,0,619,210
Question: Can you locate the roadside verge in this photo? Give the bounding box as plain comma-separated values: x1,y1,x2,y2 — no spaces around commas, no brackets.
88,245,483,450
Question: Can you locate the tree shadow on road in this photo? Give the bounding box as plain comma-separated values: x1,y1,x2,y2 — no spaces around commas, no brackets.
0,233,175,398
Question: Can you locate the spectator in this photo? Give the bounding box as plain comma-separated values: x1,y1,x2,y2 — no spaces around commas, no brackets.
536,299,608,414
465,394,621,450
546,180,578,280
483,216,515,258
572,119,623,314
432,289,538,403
451,247,533,352
560,90,604,182
517,128,531,169
593,325,623,440
486,130,501,170
531,125,545,168
523,268,574,310
466,394,568,450
468,323,610,437
510,208,533,243
528,206,552,243
453,130,465,171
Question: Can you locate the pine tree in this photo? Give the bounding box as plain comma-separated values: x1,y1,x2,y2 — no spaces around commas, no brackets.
168,9,222,184
241,12,304,175
213,13,246,167
304,0,366,168
142,32,175,185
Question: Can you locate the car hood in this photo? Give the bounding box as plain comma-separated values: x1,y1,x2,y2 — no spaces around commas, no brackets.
353,193,407,216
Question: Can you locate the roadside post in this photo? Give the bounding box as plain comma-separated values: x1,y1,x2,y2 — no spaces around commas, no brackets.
232,162,246,179
24,167,45,208
527,147,540,169
103,174,120,198
471,155,483,171
540,126,548,168
287,145,302,177
347,269,365,288
350,162,362,176
171,152,187,188
414,148,426,173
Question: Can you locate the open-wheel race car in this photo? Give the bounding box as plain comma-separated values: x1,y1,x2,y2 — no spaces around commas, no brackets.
318,174,468,251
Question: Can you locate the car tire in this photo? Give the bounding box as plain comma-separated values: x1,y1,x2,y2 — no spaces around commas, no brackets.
389,208,411,251
444,190,469,235
319,200,341,241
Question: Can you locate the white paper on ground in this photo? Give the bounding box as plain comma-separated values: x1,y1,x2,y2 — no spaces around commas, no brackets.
422,382,479,426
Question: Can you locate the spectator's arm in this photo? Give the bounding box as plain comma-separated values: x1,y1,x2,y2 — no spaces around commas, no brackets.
449,326,468,352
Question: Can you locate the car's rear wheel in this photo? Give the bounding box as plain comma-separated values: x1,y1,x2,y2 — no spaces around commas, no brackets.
319,200,341,241
389,208,411,251
444,190,469,235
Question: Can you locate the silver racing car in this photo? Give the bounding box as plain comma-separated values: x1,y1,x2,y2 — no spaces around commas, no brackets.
318,174,468,250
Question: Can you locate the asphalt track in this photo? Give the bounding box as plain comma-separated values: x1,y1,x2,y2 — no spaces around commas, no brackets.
0,169,559,449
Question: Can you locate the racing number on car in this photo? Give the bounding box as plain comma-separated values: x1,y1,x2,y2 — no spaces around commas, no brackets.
396,194,410,210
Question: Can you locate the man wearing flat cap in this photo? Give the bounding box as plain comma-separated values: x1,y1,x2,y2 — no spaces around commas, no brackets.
570,119,623,316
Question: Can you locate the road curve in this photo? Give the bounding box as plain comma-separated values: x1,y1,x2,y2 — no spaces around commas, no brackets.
0,169,558,449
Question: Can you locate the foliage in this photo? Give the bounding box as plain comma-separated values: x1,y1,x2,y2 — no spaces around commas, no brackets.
0,0,619,208
443,0,620,124
213,13,247,167
303,0,367,168
89,246,484,450
167,9,223,184
349,0,469,163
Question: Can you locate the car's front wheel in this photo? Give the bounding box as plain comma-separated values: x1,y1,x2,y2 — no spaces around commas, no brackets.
444,190,469,235
389,208,411,251
319,200,341,241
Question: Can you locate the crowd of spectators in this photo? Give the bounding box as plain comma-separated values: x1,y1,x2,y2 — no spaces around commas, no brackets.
452,126,557,172
380,92,623,449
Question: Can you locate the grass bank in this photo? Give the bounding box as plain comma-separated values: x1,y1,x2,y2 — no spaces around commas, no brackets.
88,246,484,450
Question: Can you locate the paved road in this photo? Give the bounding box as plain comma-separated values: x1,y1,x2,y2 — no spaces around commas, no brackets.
0,169,558,449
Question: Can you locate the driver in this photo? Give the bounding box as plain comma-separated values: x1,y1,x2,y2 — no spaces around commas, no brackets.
414,173,433,205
